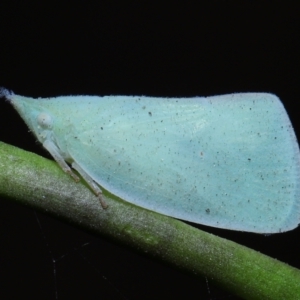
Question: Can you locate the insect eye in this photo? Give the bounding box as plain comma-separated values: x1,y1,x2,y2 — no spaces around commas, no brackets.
37,113,53,129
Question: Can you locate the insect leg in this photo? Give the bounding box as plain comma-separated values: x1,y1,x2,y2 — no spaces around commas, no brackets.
71,162,108,209
43,140,80,182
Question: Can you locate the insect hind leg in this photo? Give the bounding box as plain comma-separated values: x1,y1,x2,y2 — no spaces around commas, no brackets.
71,162,108,209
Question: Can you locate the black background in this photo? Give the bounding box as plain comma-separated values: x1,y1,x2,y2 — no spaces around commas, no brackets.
0,2,299,299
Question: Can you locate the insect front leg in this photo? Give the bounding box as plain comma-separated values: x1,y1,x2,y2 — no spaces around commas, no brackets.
43,140,80,182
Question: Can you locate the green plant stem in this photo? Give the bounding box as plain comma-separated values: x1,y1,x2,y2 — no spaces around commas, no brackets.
0,141,299,299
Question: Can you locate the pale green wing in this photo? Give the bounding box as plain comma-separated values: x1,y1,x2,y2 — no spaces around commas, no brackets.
63,94,300,233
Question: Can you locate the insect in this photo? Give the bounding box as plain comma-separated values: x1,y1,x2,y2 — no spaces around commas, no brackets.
2,88,300,233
